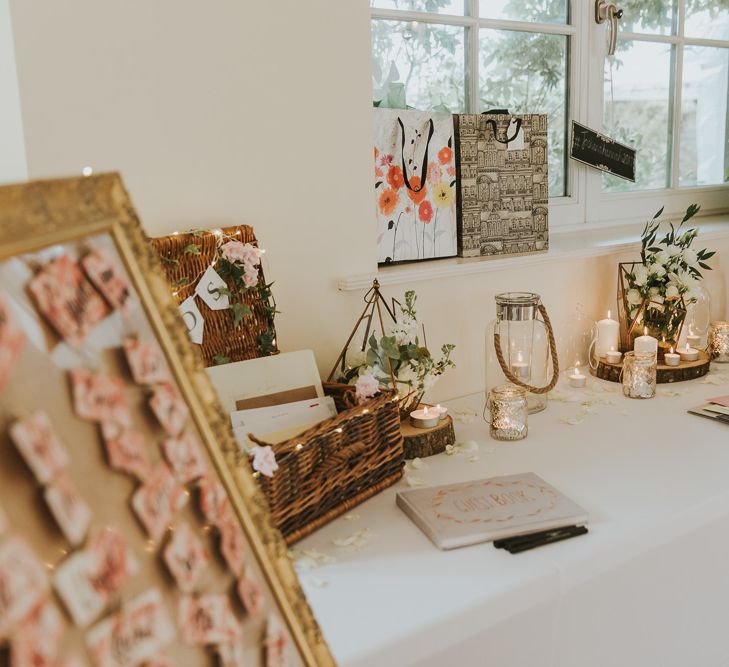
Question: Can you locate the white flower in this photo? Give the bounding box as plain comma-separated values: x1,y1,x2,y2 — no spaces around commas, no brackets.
683,248,698,266
665,284,679,299
627,289,642,305
649,286,660,297
632,265,649,286
422,371,438,392
355,371,380,403
649,263,666,278
654,250,669,265
251,445,278,478
396,363,418,387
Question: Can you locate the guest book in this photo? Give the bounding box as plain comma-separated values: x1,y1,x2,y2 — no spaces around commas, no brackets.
397,473,589,550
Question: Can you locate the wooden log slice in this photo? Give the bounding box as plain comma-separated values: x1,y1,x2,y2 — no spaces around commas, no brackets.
592,350,711,384
401,412,456,459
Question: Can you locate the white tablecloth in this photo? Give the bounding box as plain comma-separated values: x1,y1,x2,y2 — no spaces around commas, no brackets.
295,369,729,667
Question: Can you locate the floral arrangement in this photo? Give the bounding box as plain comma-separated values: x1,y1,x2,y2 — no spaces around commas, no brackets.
337,290,455,403
624,204,713,340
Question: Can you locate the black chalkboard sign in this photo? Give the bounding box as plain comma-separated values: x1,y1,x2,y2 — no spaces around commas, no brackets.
570,121,636,182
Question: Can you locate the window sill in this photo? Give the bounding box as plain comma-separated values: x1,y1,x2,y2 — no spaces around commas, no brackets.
338,215,729,291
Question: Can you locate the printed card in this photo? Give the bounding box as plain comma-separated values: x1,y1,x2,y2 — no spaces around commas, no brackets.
178,296,204,345
149,383,189,437
177,594,241,646
86,588,175,667
161,433,207,483
54,527,139,627
70,368,132,427
44,473,92,546
218,508,247,577
27,254,110,348
194,265,230,311
122,336,168,386
0,536,49,639
81,248,133,315
0,291,26,393
237,565,266,618
217,641,248,667
9,411,70,485
101,422,152,480
197,476,229,526
265,614,292,667
131,463,189,541
162,522,209,594
10,599,64,667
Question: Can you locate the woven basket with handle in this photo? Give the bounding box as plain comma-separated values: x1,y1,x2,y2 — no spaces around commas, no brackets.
150,225,277,366
249,383,405,544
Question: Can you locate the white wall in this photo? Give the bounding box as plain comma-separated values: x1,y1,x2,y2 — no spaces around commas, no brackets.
8,0,729,402
0,0,26,183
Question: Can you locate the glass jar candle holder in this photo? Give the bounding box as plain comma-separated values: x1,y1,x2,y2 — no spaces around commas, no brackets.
708,321,729,363
487,384,528,441
622,351,656,399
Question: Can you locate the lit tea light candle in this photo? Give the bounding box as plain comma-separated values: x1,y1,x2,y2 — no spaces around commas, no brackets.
679,344,699,362
435,404,448,420
664,346,680,366
510,352,529,380
409,405,440,429
634,326,658,357
568,363,586,388
606,346,622,364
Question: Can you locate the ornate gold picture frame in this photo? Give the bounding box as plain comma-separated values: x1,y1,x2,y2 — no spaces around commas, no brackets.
0,174,334,666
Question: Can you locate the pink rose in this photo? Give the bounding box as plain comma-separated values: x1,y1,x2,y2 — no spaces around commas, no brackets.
242,267,259,288
250,445,278,478
355,372,380,403
221,241,261,267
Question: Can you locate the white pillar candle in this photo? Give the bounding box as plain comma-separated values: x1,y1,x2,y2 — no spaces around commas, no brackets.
510,352,529,379
664,346,680,366
568,364,587,388
634,327,658,357
596,310,620,358
679,345,699,362
606,347,622,364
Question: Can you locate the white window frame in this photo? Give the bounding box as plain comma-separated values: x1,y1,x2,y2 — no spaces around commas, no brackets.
370,0,729,231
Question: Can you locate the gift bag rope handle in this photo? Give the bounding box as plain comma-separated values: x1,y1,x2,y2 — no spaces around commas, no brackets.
484,118,522,146
397,116,434,193
493,303,560,394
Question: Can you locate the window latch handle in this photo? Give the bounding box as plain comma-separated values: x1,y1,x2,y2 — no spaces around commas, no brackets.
595,0,623,56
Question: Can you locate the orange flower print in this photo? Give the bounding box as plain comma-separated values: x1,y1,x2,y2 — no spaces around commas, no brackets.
438,146,453,165
406,176,427,205
418,201,433,224
387,165,404,190
446,165,456,178
374,146,379,161
427,161,443,186
379,188,399,216
375,166,384,178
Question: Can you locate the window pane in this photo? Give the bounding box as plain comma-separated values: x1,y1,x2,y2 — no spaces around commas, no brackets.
617,0,676,35
371,19,467,112
478,0,567,24
479,29,568,196
680,46,729,187
603,41,672,192
685,5,729,41
370,0,466,15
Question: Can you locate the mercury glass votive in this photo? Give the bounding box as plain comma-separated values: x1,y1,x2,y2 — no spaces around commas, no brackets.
487,384,528,441
708,321,729,363
622,351,656,399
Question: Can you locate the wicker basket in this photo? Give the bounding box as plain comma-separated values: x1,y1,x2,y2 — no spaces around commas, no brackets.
150,225,277,366
250,383,405,544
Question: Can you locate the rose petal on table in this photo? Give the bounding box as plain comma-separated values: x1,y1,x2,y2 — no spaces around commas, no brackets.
343,513,360,521
560,414,585,426
467,455,480,463
406,474,426,487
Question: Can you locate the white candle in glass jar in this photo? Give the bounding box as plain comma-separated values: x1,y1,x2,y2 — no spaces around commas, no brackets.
679,345,699,362
510,352,529,379
686,334,701,349
634,327,658,357
596,310,620,358
664,346,680,366
568,363,587,388
606,346,622,364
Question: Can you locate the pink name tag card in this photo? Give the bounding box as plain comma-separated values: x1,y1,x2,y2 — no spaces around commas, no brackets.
9,411,70,485
0,291,26,393
163,522,209,594
122,336,169,386
100,422,152,481
81,249,133,316
44,473,92,547
178,594,241,646
70,368,132,428
131,463,189,542
149,383,189,437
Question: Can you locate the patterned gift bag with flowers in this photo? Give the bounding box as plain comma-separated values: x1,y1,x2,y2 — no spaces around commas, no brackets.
374,109,458,263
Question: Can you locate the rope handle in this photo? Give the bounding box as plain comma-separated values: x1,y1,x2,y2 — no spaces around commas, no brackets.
493,303,560,394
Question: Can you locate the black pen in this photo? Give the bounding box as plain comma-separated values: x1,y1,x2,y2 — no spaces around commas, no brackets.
504,525,588,554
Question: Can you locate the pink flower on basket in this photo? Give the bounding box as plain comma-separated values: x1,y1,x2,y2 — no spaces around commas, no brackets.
355,372,380,403
221,241,262,267
242,267,259,288
250,445,278,478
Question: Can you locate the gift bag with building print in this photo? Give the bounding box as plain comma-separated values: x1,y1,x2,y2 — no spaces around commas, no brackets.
374,109,458,263
454,113,549,258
